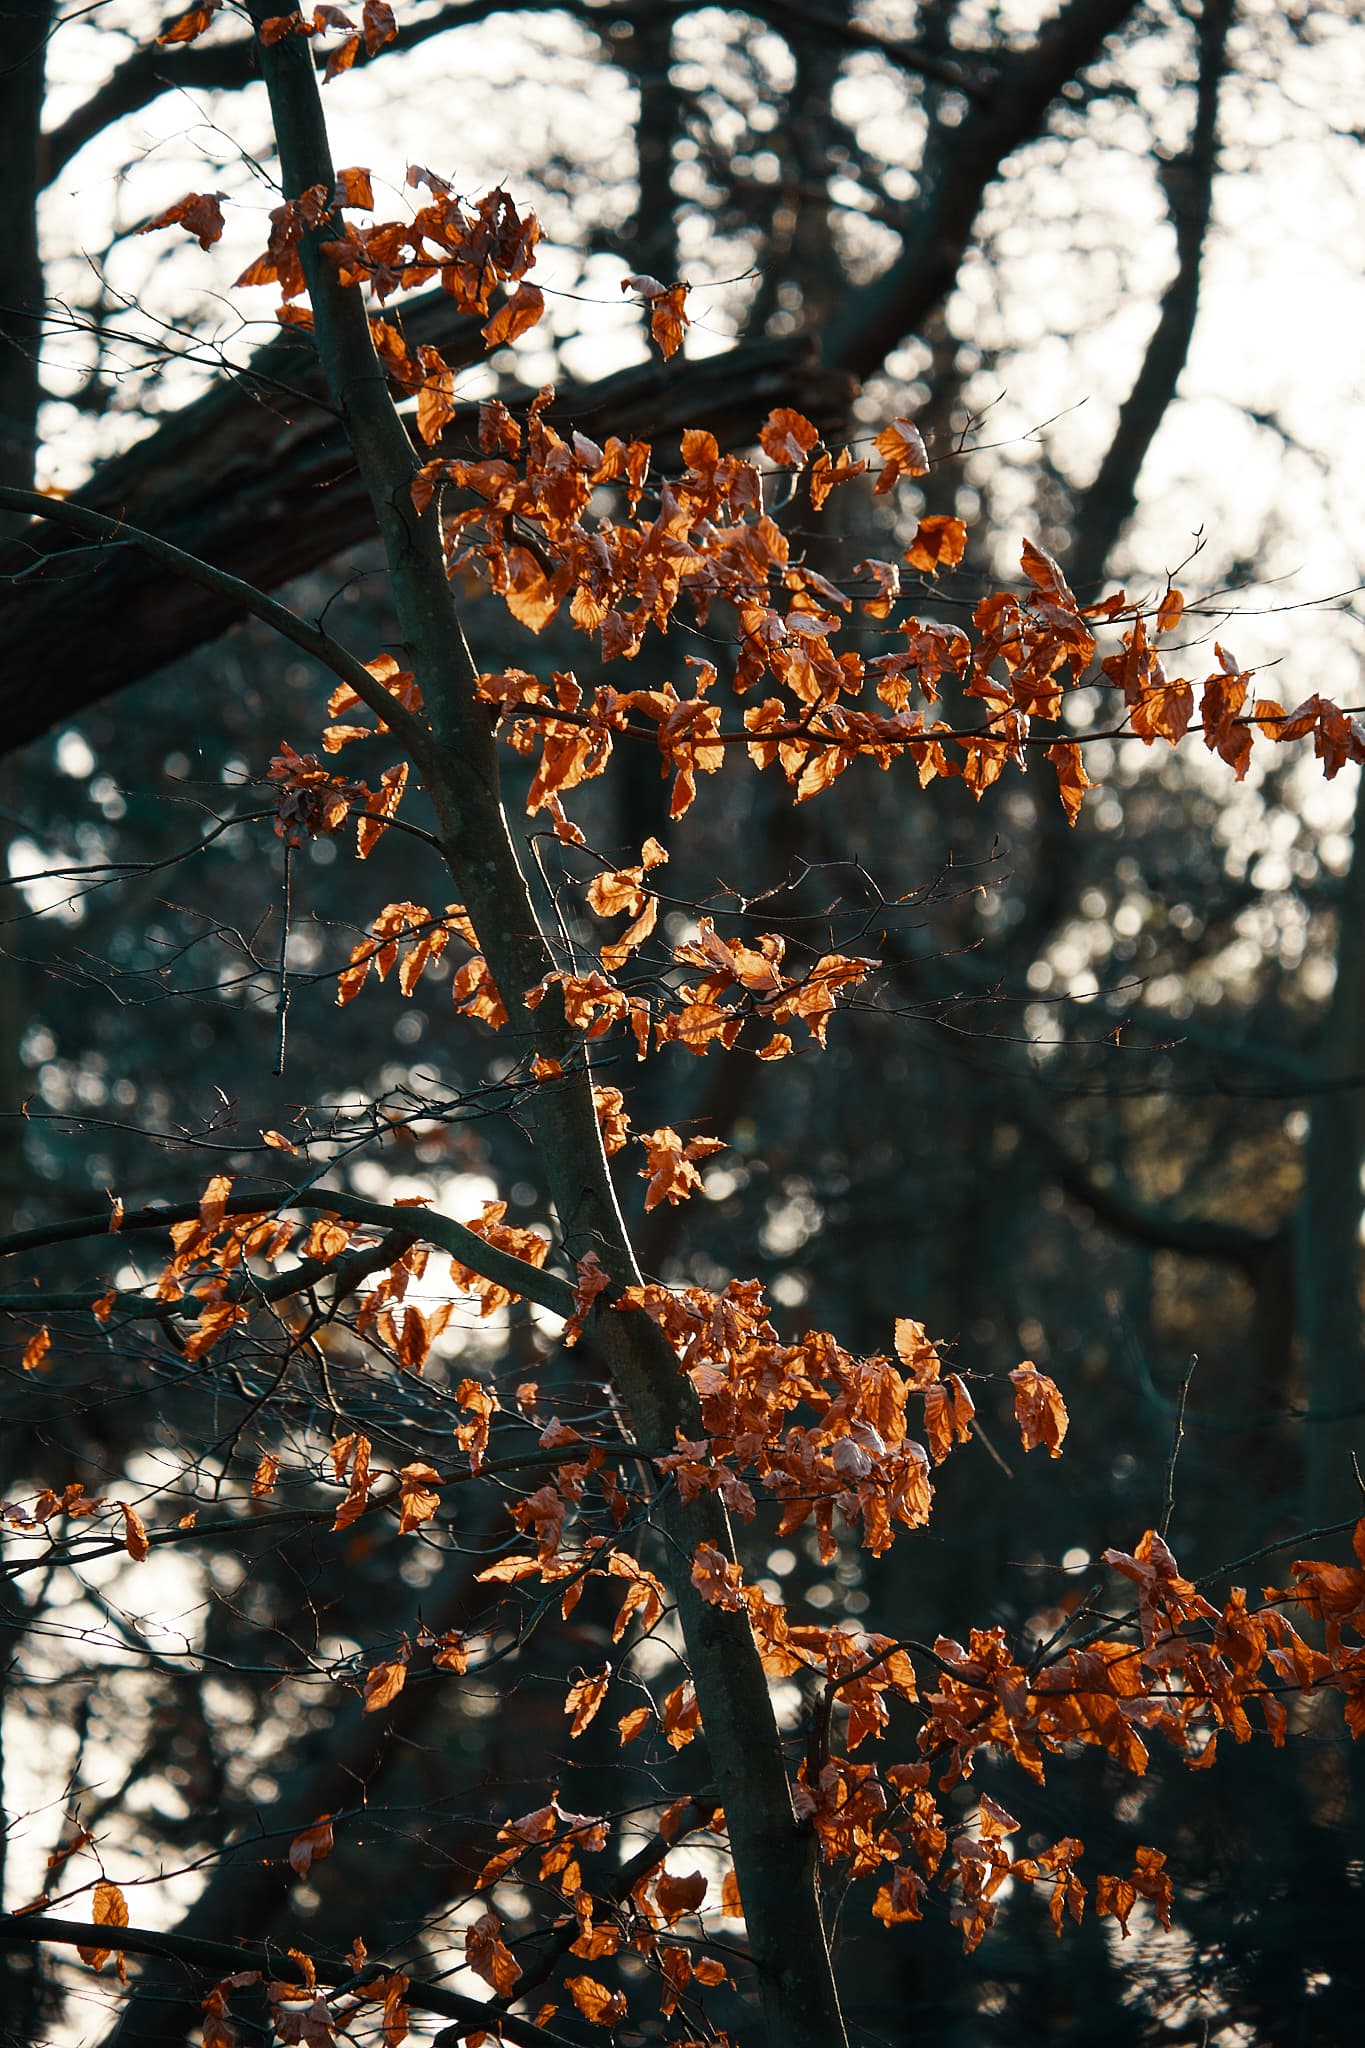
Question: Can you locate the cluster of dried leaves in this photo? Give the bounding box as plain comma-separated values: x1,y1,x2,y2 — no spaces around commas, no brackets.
140,114,1362,833
16,1170,1365,2034
26,60,1365,2036
410,395,1364,826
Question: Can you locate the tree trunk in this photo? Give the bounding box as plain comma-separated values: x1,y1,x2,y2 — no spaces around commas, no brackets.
244,11,849,2044
1299,766,1365,1521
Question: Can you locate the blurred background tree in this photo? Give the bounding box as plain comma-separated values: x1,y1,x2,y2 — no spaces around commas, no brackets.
1,2,1361,2043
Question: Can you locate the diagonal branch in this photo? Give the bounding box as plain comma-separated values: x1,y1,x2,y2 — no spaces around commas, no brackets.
43,0,579,178
0,1913,574,2048
0,322,849,756
0,486,435,769
0,1186,577,1320
821,0,1142,378
742,0,993,104
1065,0,1232,594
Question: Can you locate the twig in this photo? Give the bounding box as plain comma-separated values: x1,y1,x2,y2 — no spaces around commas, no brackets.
1160,1353,1196,1537
0,1914,574,2048
274,840,293,1076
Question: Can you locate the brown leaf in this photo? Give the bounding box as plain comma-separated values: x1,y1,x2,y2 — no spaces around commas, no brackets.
566,1976,627,2026
288,1817,334,1878
660,1681,701,1750
363,1650,409,1714
482,283,545,347
415,350,456,445
649,283,690,360
690,1541,744,1610
21,1327,50,1373
873,417,929,492
323,30,361,80
199,1173,233,1231
636,1126,725,1210
565,1663,611,1737
332,1433,372,1529
905,515,967,574
430,1630,468,1673
158,2,221,43
1009,1361,1069,1458
397,1462,441,1533
362,0,396,54
654,1868,707,1923
251,1453,280,1499
465,1912,522,1998
77,1878,128,1972
120,1503,150,1561
336,166,373,209
136,192,226,250
1046,740,1095,827
758,407,819,468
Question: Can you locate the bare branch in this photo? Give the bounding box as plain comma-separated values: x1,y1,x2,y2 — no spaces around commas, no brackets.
0,1913,576,2048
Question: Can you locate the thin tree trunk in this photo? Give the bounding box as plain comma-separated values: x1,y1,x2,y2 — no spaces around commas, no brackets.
1299,766,1365,1520
245,11,848,2044
0,9,53,2043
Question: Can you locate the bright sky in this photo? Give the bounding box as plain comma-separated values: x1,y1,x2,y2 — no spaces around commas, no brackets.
36,5,1365,718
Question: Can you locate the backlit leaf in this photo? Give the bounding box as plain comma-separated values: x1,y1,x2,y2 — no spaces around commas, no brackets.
120,1503,150,1561
565,1663,611,1737
465,1912,521,1998
482,283,544,347
363,1651,409,1713
136,192,227,250
77,1879,128,1973
1009,1361,1069,1457
905,515,967,574
566,1976,627,2025
288,1817,334,1877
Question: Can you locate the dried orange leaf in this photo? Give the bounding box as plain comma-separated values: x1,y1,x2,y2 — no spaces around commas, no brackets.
1009,1361,1069,1458
654,1868,707,1922
363,1652,409,1713
466,1912,521,1998
120,1503,150,1561
136,191,226,250
566,1976,627,2026
565,1663,611,1737
251,1452,280,1499
482,282,545,348
288,1817,334,1877
77,1879,128,1972
905,515,967,574
21,1327,50,1373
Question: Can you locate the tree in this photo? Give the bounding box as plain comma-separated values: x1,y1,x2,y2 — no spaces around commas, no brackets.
2,6,1364,2048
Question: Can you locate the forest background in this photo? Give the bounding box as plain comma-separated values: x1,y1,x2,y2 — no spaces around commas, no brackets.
0,2,1363,2045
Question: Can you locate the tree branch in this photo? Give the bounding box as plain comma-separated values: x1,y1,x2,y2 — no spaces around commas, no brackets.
0,323,848,756
742,0,992,104
1065,0,1232,595
822,0,1142,377
244,9,849,2041
0,1914,575,2048
1041,1131,1278,1270
0,1186,578,1320
0,487,436,770
44,0,580,178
